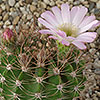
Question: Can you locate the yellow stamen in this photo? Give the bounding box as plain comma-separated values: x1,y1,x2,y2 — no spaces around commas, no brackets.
58,23,79,37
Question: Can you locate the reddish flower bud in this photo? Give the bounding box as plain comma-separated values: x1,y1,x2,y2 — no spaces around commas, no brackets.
3,28,13,41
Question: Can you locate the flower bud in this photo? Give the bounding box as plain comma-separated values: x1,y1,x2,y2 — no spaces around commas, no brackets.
3,28,13,42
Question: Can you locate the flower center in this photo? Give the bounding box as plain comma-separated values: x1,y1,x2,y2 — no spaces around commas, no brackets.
58,23,79,37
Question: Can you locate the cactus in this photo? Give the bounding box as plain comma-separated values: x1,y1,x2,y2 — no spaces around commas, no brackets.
0,23,87,100
0,1,99,99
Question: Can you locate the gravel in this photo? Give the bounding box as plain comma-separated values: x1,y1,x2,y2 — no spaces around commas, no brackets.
3,13,9,21
8,0,15,7
13,16,20,25
96,1,100,8
25,0,33,4
29,5,36,12
90,0,98,2
97,28,100,35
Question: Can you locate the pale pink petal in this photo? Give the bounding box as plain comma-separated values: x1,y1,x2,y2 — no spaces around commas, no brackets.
61,3,70,23
57,30,66,38
72,6,88,26
61,40,70,46
41,11,59,27
70,6,79,22
76,32,97,42
66,36,75,40
79,15,96,28
78,32,97,38
72,41,87,50
79,20,99,33
38,18,54,29
51,6,63,25
39,30,53,34
48,36,58,40
91,21,100,28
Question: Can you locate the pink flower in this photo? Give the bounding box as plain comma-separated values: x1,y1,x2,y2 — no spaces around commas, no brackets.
38,4,100,50
3,28,13,41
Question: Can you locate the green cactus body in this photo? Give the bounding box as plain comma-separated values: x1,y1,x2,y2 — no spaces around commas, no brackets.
0,28,86,100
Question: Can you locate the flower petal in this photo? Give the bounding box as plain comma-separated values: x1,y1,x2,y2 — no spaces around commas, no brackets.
79,20,99,33
61,3,70,23
76,32,97,42
51,6,63,25
72,41,87,50
79,15,96,28
39,30,53,34
57,30,66,38
66,36,75,40
41,11,59,27
48,36,58,40
61,40,70,46
38,18,54,29
72,6,88,26
70,6,79,22
91,21,100,28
